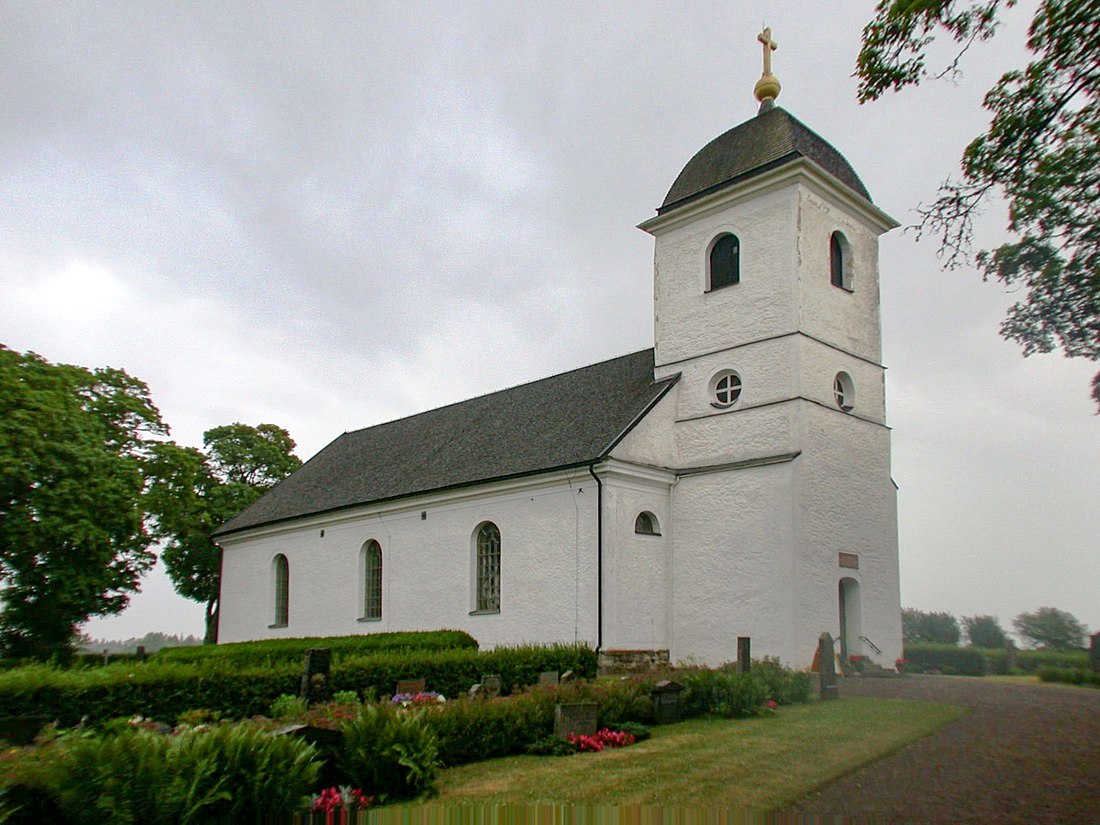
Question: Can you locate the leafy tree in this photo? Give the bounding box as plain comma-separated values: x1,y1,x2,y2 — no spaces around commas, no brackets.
962,614,1009,648
1012,606,1087,649
146,424,301,643
902,608,961,645
857,0,1100,408
0,346,167,659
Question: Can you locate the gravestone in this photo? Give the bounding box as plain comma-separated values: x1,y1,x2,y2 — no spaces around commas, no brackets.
299,648,332,705
1005,640,1018,672
136,645,147,662
396,678,426,696
468,683,485,700
0,715,49,746
650,679,684,724
538,671,560,687
1090,632,1100,673
737,637,751,673
554,702,597,739
561,670,576,683
818,632,838,701
480,674,502,698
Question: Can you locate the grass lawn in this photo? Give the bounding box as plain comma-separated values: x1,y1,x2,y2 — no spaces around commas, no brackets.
403,697,965,811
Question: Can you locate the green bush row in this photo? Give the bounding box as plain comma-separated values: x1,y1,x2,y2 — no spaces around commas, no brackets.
1036,666,1100,688
153,629,478,667
904,643,1089,676
3,723,320,824
0,644,596,725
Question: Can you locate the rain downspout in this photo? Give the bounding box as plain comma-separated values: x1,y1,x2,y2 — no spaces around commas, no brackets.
588,463,603,653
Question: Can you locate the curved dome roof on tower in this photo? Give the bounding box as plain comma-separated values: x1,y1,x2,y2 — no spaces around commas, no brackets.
659,105,872,215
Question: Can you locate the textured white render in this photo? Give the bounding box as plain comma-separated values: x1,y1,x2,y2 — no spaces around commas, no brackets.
638,160,901,669
217,115,903,672
218,469,599,647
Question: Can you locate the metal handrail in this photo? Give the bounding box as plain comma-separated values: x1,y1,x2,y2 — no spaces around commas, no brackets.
859,635,882,655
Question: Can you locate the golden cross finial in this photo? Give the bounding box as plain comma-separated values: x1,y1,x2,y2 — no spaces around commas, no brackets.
754,25,781,108
758,26,777,75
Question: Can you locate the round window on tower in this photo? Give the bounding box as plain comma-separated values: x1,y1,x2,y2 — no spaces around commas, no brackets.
834,372,855,412
709,370,743,409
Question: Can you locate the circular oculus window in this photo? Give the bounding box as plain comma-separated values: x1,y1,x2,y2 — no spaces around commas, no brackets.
710,370,742,408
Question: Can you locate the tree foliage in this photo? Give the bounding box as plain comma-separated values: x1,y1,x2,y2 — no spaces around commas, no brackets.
0,346,167,659
857,0,1100,408
1013,606,1087,649
902,607,961,645
146,424,301,643
962,614,1009,648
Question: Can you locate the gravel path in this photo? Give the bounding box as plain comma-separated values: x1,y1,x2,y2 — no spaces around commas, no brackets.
783,675,1100,824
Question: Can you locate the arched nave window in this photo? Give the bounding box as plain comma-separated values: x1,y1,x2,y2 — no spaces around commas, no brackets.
474,522,501,613
271,554,289,627
362,540,382,620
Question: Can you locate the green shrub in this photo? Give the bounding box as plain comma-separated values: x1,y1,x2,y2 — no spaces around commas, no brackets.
154,630,478,667
557,678,654,727
616,721,652,742
331,690,360,705
0,644,594,726
330,643,597,701
903,644,989,676
524,734,576,756
1016,648,1089,673
752,657,814,704
427,689,557,766
269,693,309,719
1037,666,1100,688
680,669,770,718
339,704,439,801
15,723,319,824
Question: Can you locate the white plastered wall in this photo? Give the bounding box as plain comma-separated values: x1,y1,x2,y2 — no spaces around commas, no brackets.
217,469,599,649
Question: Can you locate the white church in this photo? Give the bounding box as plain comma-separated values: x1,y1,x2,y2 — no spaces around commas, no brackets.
215,33,903,671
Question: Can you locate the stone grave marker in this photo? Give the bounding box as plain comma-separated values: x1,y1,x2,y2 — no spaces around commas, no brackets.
1005,639,1018,672
396,678,427,696
818,633,838,700
468,683,485,700
650,679,684,724
560,670,576,683
737,637,751,673
538,671,560,688
554,702,597,739
481,674,502,698
1090,632,1100,673
299,648,332,705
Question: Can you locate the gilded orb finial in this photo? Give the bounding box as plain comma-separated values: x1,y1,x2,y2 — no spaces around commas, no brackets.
754,26,780,110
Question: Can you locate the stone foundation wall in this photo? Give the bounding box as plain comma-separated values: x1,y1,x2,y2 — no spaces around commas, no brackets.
598,648,670,674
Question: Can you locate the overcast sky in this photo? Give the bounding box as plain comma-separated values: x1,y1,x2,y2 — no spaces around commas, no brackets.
2,1,1095,644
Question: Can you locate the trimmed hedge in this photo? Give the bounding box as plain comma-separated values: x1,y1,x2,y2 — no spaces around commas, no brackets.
1037,666,1100,688
0,644,595,725
905,643,1089,676
153,630,478,667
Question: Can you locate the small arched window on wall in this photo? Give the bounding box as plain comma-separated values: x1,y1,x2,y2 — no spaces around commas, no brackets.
634,511,661,536
271,554,289,628
362,540,382,621
708,233,740,291
474,522,501,613
830,231,852,290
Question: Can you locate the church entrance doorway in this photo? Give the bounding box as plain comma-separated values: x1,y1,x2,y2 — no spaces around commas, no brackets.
838,577,862,661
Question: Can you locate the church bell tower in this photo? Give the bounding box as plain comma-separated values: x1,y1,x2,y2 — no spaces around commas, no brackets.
637,29,903,668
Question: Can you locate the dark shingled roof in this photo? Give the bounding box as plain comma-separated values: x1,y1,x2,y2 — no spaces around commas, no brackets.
660,105,871,213
215,349,675,536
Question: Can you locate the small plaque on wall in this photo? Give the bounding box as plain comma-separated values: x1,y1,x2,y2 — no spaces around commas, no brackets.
838,552,859,569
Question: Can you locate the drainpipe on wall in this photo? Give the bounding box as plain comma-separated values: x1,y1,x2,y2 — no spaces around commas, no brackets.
588,463,603,654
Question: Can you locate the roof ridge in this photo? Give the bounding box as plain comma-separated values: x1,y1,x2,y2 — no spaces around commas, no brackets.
339,347,657,437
